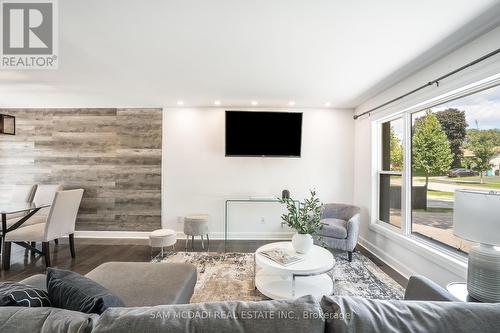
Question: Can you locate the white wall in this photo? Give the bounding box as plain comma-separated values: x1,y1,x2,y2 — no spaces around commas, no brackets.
163,107,354,238
354,25,500,286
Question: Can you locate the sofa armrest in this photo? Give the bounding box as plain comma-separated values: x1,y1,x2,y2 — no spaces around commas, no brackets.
346,214,360,237
404,275,460,301
85,262,197,306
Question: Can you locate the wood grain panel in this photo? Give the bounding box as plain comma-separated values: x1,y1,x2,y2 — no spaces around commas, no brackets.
0,108,162,231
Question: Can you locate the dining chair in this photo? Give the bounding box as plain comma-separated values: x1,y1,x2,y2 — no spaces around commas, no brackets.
19,184,65,244
1,185,39,242
10,184,37,203
33,184,63,217
3,184,63,244
6,185,37,220
2,189,84,269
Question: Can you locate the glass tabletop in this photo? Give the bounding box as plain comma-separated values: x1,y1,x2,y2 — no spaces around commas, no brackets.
0,202,51,214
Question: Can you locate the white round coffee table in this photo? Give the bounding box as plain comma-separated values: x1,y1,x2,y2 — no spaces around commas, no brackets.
254,242,335,300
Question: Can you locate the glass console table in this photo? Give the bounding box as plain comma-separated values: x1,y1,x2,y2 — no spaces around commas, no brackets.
224,198,299,251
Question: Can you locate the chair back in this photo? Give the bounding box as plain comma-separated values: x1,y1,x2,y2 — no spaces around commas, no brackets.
321,203,360,221
10,185,37,203
44,189,84,241
33,184,63,216
34,184,63,205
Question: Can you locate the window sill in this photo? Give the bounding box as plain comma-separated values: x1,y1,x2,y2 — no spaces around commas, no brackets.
369,222,467,277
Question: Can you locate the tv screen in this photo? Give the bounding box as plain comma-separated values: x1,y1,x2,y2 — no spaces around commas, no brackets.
225,111,302,157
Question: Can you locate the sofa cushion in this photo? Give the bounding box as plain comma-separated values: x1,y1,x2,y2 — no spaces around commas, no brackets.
319,218,348,239
93,295,324,333
0,282,51,307
0,306,97,333
47,268,125,315
84,262,197,306
321,295,500,333
19,274,47,292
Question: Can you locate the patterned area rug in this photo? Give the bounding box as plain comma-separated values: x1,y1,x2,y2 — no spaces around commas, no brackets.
153,251,404,303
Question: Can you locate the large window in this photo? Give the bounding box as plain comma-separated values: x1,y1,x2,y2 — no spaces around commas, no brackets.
377,82,500,255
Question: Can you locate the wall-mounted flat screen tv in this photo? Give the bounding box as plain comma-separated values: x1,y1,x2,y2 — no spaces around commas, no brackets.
225,111,302,157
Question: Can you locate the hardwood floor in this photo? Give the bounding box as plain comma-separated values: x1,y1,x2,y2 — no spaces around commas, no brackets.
0,238,408,288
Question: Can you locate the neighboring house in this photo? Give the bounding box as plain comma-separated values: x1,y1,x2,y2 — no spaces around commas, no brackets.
491,153,500,175
462,149,500,175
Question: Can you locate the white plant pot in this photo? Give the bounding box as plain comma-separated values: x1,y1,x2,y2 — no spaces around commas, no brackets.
292,233,313,254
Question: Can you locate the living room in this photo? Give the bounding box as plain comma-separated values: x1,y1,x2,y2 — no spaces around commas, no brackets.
1,1,500,332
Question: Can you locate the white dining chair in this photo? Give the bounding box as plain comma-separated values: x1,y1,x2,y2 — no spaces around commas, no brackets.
33,184,63,217
1,185,38,238
2,189,84,269
6,185,37,220
10,184,37,203
3,184,64,244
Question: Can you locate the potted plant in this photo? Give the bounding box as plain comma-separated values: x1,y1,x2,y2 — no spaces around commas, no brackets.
279,190,323,254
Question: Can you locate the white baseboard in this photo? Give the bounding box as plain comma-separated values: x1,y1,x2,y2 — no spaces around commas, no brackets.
202,232,294,240
358,236,416,280
74,230,294,240
75,231,151,239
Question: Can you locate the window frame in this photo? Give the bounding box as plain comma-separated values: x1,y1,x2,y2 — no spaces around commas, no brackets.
376,115,405,231
372,73,500,261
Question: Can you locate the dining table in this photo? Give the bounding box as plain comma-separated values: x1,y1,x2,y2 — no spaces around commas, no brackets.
0,202,51,265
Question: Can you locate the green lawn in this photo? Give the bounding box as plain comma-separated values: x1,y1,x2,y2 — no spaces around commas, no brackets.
452,176,500,189
427,190,454,198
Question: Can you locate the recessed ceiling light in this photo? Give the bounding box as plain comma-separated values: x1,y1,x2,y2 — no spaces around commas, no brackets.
214,100,221,106
288,101,296,106
324,102,331,107
251,101,258,106
177,100,184,106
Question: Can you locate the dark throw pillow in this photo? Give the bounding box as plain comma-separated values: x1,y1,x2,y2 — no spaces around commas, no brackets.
47,268,125,314
0,281,51,307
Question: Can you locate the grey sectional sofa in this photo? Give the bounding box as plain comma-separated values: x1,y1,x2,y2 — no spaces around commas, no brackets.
1,263,499,333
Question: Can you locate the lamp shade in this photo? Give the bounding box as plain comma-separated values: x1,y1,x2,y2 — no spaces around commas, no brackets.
453,190,500,246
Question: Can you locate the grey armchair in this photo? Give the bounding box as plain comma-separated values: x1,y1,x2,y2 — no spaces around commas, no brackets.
313,203,360,262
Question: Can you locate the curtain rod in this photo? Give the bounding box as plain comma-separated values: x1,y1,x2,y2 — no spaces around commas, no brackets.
353,46,500,120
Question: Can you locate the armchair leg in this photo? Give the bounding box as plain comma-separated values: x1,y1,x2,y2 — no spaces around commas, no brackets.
54,239,59,245
42,242,51,267
69,233,76,258
2,241,11,270
348,251,353,262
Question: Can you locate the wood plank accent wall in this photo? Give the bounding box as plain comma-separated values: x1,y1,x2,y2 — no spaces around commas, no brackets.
0,108,162,231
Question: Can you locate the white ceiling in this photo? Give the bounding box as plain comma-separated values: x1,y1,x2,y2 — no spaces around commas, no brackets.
2,0,500,109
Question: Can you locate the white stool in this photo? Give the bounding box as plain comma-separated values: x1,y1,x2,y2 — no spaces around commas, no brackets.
184,214,209,250
149,229,177,258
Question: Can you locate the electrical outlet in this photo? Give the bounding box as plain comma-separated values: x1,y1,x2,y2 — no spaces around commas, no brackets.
177,216,184,223
260,217,265,224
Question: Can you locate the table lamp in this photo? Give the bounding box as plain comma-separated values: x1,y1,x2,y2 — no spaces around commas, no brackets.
454,189,500,302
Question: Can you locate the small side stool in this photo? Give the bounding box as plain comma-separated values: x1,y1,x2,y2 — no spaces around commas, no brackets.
184,214,209,250
149,229,177,259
